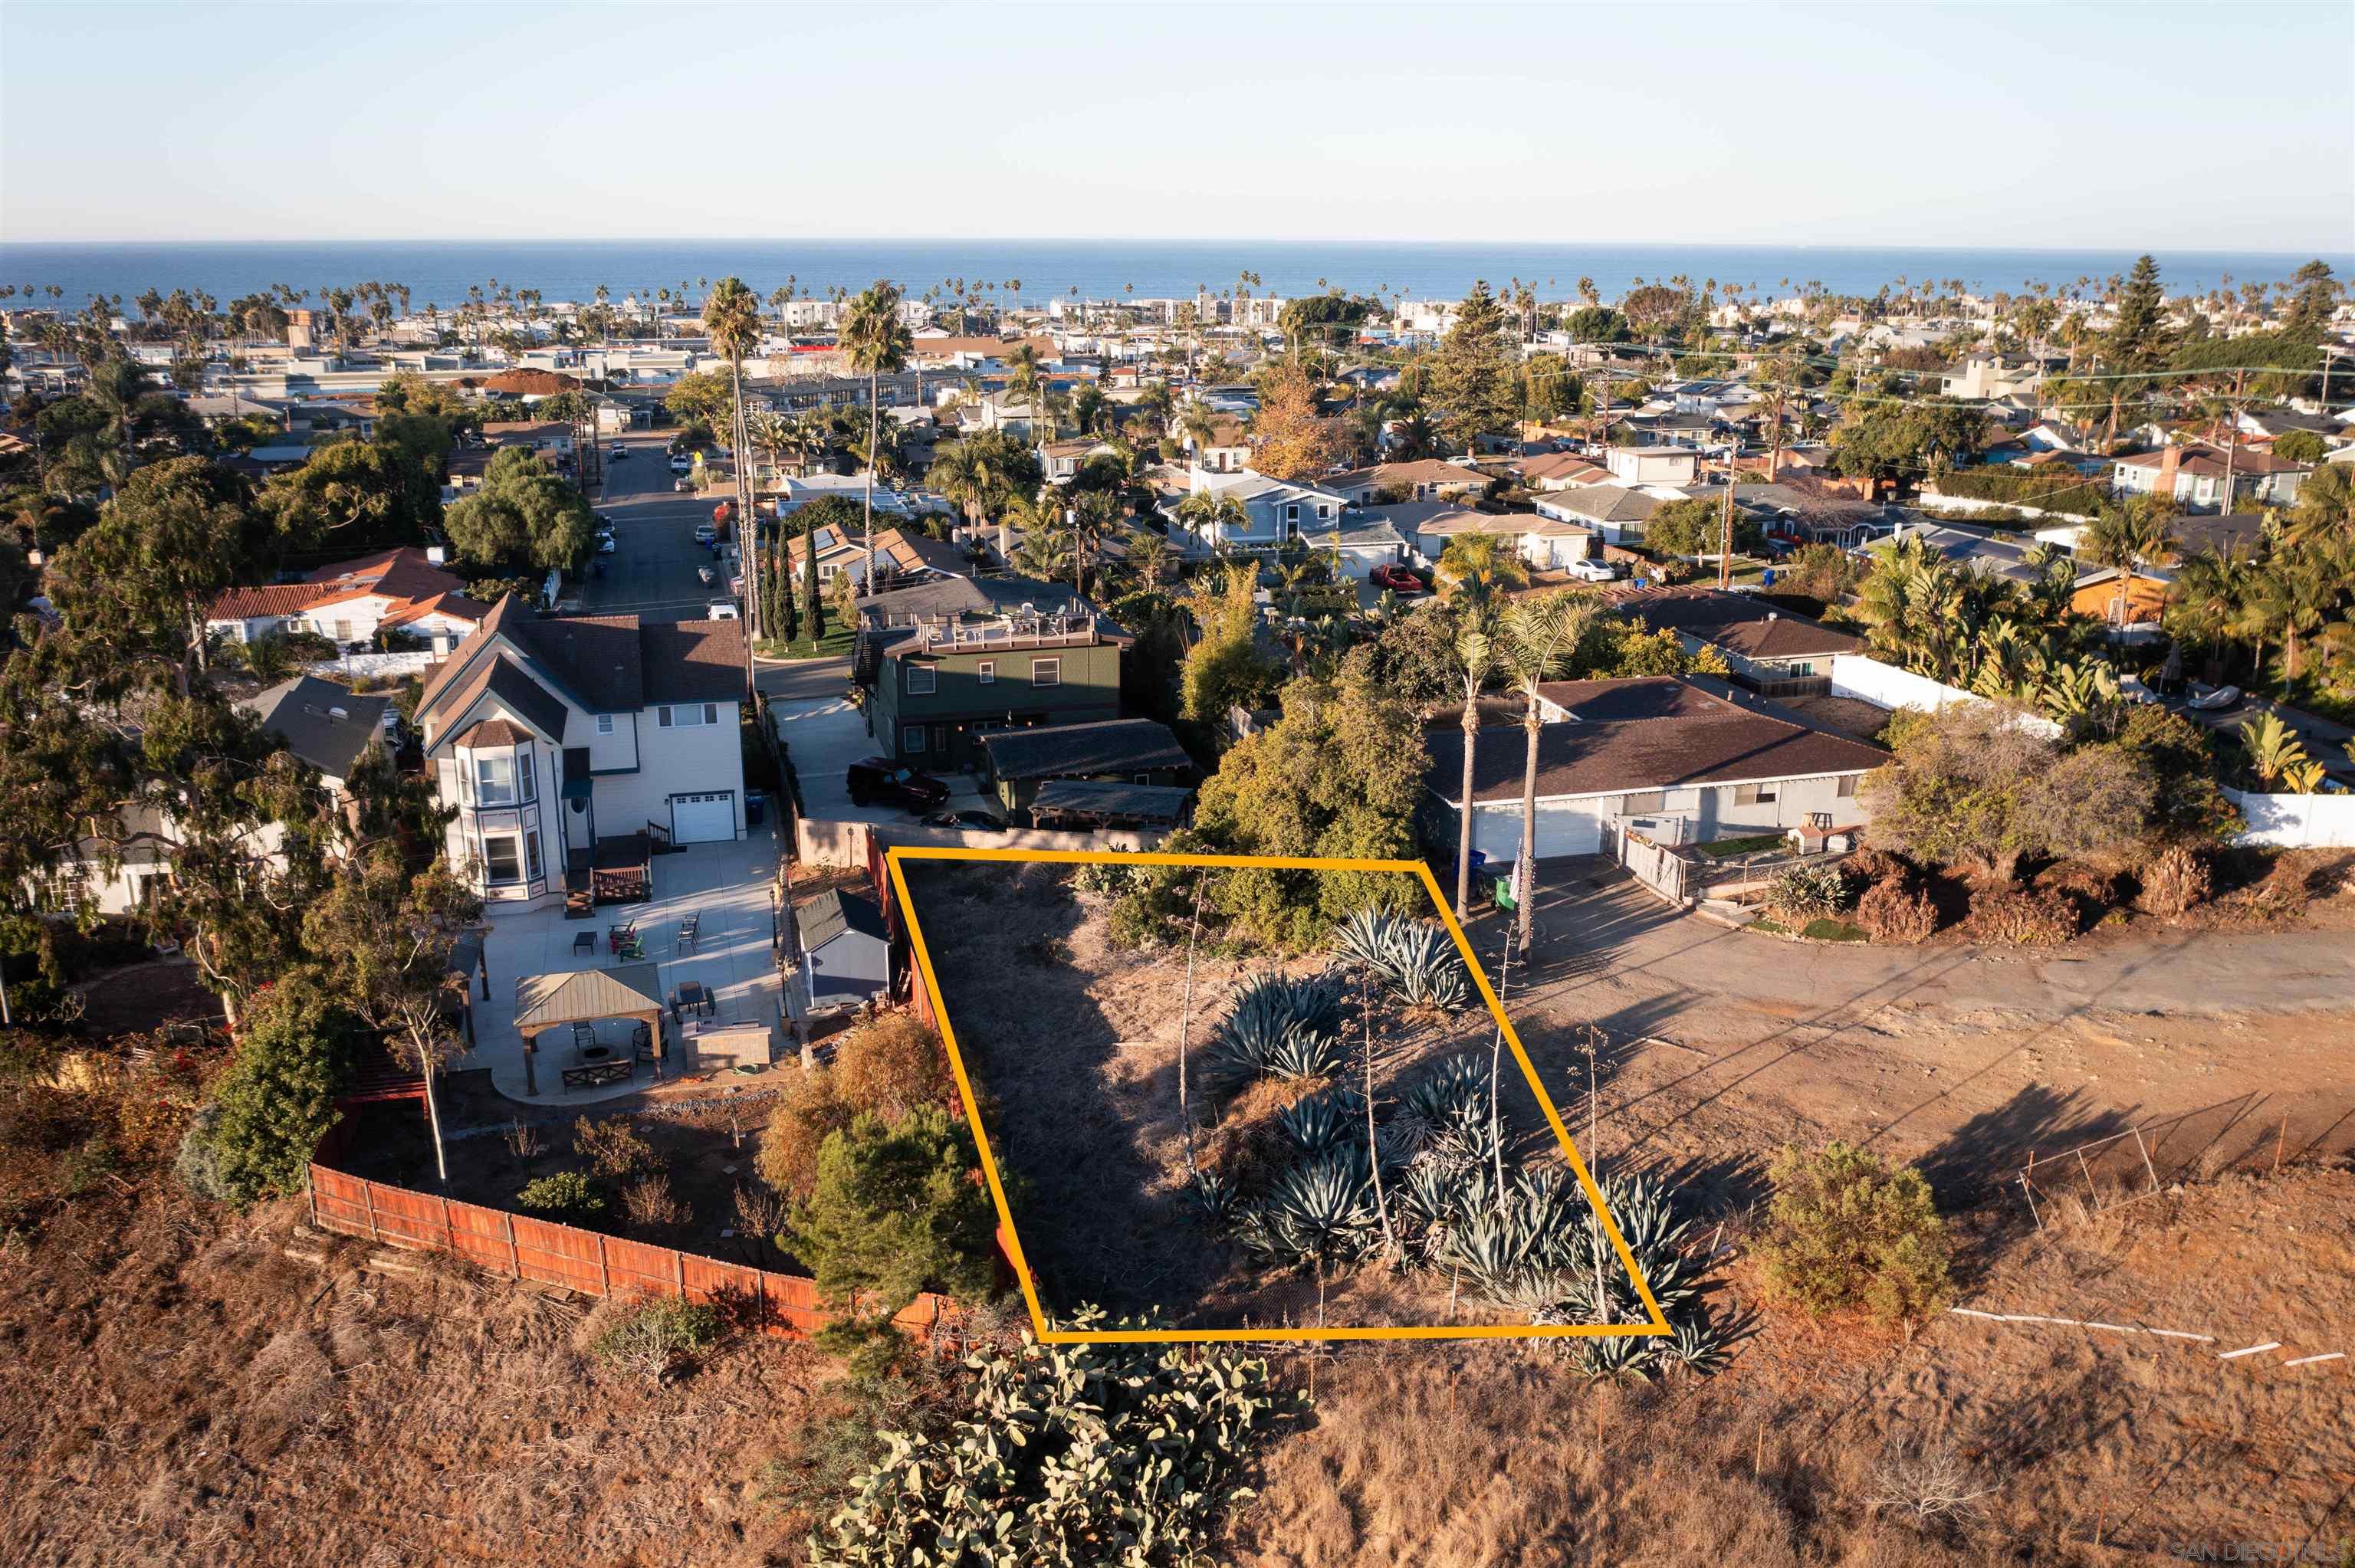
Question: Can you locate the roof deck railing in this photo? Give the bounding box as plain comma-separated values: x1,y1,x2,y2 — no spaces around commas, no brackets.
910,612,1098,649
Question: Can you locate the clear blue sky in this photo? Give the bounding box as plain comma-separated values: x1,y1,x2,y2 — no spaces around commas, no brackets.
3,1,2349,250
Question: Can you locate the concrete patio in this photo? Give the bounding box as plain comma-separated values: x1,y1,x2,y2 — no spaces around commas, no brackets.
461,828,787,1106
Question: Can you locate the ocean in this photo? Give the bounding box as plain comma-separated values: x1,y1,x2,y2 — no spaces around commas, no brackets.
0,239,2344,315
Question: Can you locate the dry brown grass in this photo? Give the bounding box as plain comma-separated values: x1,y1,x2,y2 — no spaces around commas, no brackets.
1227,1166,2355,1566
0,1179,841,1567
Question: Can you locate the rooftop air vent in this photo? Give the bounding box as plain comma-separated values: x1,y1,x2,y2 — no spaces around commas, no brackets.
328,705,349,720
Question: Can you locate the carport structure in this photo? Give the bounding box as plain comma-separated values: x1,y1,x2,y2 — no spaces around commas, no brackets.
514,963,667,1095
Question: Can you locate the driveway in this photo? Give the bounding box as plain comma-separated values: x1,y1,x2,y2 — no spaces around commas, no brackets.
766,656,1000,825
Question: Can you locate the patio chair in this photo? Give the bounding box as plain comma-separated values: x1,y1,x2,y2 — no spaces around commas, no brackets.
677,911,700,954
632,1020,655,1061
606,921,636,955
614,934,645,962
571,1022,596,1053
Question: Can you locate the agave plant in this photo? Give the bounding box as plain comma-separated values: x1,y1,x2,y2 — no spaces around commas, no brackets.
1187,1167,1240,1228
1206,974,1345,1093
1401,1053,1492,1129
1277,1087,1363,1156
1239,1151,1380,1270
1332,908,1471,1011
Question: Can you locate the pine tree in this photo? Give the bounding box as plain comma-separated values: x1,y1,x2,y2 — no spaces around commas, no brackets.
2100,254,2172,448
2284,260,2340,339
1431,282,1515,452
767,535,797,644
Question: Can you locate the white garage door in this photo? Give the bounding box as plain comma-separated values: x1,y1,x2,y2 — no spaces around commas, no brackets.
669,792,735,845
1471,801,1602,862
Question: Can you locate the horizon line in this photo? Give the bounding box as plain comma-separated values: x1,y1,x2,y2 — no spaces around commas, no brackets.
1,235,2345,260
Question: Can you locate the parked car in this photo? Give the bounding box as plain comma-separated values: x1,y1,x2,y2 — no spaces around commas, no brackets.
597,535,616,555
1368,563,1424,592
609,445,627,460
1564,557,1621,582
705,601,739,620
674,477,695,493
668,454,692,474
693,523,717,543
921,809,1007,832
2187,684,2243,711
847,758,951,811
2118,674,2163,706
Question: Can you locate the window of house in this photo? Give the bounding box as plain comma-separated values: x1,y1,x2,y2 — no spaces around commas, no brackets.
659,704,714,728
524,829,544,881
1284,504,1299,523
481,834,522,884
596,713,615,736
1621,791,1666,814
906,664,936,695
1836,774,1858,799
473,753,517,805
976,661,994,685
1734,782,1779,805
1032,658,1061,687
904,723,926,753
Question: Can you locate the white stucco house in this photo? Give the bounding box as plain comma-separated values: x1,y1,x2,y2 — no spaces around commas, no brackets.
205,547,491,655
412,598,749,907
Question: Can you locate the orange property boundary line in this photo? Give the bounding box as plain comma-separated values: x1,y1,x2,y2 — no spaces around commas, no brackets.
884,846,1672,1346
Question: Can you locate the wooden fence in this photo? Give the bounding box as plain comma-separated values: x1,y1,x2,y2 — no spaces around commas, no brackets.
307,1162,957,1340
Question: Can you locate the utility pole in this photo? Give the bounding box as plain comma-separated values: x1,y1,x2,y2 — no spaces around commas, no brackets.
2217,368,2245,517
1717,437,1739,589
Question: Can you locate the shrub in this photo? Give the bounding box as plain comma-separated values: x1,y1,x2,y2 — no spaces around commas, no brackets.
590,1298,724,1380
1765,863,1848,925
1757,1142,1951,1324
516,1169,605,1221
2137,843,2211,917
759,1065,852,1201
573,1115,659,1179
1964,886,2076,946
1856,877,1938,944
1841,847,1913,889
831,1015,948,1122
809,1307,1298,1565
621,1173,689,1231
1072,852,1145,897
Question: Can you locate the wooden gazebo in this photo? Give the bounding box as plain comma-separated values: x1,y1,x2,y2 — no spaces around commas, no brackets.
515,963,667,1094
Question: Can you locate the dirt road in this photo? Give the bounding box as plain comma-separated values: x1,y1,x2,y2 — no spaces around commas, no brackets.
1488,860,2355,1209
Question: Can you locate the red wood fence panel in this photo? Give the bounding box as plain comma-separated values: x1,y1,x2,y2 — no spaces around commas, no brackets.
307,1163,956,1341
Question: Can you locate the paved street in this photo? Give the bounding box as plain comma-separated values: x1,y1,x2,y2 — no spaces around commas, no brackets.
577,431,736,625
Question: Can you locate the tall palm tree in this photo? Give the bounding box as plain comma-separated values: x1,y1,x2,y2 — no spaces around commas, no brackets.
701,277,764,649
1450,628,1495,921
841,281,913,583
1496,591,1598,951
2082,501,2176,631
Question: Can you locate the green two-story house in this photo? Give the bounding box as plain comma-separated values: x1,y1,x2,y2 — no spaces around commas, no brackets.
860,576,1134,770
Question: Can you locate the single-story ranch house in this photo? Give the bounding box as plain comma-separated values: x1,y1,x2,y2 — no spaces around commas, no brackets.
1423,674,1887,861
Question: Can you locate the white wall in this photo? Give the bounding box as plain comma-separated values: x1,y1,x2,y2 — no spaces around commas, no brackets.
2224,787,2355,848
793,817,1168,868
1828,654,2065,738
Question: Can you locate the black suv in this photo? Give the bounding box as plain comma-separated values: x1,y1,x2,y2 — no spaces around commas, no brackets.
846,757,951,811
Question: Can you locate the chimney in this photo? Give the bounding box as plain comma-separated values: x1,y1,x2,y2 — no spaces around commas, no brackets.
998,520,1012,561
2154,443,2181,503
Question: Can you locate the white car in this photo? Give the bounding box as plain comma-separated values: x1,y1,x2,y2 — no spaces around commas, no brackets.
597,536,616,555
1564,557,1621,582
705,602,740,621
668,455,691,474
609,444,627,460
2187,684,2242,711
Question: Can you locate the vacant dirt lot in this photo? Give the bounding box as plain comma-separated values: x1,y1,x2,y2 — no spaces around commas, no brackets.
898,858,1573,1333
1495,860,2355,1217
1227,1164,2355,1566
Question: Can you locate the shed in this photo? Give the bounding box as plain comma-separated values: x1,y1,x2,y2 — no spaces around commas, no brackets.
975,717,1193,818
796,888,892,1009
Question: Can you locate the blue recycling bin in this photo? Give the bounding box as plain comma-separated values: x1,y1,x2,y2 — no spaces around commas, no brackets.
1762,568,1776,587
745,789,767,828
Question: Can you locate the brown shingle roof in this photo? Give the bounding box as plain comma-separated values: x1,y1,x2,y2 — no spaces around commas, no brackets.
638,619,747,705
1424,676,1885,804
1616,589,1864,661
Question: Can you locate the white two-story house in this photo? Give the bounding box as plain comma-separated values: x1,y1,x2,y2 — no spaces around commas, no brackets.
412,597,749,907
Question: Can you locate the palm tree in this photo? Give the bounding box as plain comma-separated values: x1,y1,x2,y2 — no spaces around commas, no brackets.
2082,501,2176,631
1177,401,1218,459
1173,489,1247,553
841,281,913,583
1450,627,1495,921
1496,590,1598,950
2238,712,2323,792
701,277,764,647
1434,533,1528,622
2166,543,2261,682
